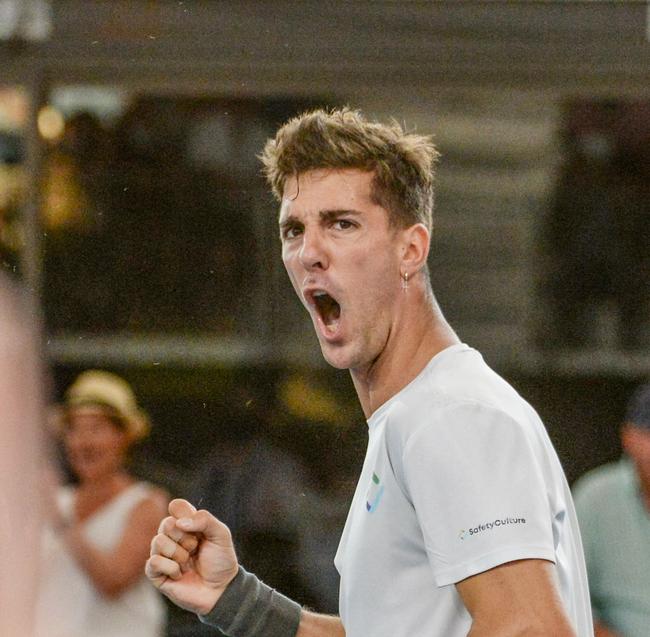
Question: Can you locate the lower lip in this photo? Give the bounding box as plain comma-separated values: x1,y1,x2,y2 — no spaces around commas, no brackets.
315,312,343,343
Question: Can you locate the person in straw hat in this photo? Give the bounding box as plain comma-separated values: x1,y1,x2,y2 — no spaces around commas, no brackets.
35,370,168,637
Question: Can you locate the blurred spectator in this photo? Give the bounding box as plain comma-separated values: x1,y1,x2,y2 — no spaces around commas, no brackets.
278,373,365,614
573,384,650,637
34,370,168,637
295,457,355,614
168,400,312,636
543,99,650,350
0,274,46,636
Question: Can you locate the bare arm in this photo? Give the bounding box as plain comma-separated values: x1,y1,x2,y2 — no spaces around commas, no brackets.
297,611,345,637
65,489,168,598
456,559,576,636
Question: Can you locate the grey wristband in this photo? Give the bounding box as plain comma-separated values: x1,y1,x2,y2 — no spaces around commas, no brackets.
198,567,302,637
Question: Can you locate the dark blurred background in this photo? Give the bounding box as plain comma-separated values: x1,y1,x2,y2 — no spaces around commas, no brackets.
1,1,649,631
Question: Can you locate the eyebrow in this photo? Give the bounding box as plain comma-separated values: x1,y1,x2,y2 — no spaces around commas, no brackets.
279,208,363,230
279,215,301,234
320,208,363,222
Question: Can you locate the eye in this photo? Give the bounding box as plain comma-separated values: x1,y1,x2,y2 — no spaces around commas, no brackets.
333,219,355,231
282,224,303,240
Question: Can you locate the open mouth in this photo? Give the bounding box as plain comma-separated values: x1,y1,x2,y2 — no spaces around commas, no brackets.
312,291,341,328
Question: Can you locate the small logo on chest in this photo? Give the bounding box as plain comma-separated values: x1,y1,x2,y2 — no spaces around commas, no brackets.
365,472,385,513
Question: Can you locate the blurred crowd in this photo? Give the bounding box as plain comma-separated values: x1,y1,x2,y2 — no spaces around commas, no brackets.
2,265,650,636
1,95,649,637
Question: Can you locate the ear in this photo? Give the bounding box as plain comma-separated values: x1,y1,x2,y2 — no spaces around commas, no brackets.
399,223,430,276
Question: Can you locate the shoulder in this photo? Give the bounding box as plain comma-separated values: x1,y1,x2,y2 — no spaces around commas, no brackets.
126,482,169,523
383,345,541,457
393,346,533,432
388,390,535,454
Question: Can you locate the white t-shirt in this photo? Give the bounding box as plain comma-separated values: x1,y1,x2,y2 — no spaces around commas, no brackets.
334,344,593,637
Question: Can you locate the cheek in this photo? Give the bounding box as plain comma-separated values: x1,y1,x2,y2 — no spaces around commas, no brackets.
353,256,398,305
108,433,128,454
357,239,397,277
283,254,303,292
90,431,126,455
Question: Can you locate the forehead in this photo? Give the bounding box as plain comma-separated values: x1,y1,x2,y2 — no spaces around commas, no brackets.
66,405,117,426
279,168,378,220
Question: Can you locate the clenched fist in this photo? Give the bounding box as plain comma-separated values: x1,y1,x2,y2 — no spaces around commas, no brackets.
145,498,239,616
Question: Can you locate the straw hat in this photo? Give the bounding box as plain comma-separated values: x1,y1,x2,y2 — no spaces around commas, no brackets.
55,370,150,441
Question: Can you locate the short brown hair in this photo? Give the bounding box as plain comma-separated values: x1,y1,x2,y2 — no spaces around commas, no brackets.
261,107,440,232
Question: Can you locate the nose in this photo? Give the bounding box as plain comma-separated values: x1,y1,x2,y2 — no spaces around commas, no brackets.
298,227,328,271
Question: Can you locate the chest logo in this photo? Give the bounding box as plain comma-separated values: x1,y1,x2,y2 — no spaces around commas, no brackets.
365,472,385,513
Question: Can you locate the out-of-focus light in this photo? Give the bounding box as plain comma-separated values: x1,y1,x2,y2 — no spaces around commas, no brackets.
37,106,64,141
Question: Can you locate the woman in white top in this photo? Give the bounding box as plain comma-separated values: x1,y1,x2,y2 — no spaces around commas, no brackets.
36,370,168,637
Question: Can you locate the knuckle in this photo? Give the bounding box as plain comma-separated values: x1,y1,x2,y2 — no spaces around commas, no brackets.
150,533,166,553
145,554,160,573
181,535,199,552
195,509,210,523
158,516,175,533
150,534,161,553
173,545,187,563
167,541,181,560
151,553,164,567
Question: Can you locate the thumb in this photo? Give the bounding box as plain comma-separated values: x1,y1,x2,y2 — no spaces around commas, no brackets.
168,498,197,519
177,509,232,545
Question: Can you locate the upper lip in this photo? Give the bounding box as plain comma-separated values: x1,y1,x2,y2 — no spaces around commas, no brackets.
302,284,336,307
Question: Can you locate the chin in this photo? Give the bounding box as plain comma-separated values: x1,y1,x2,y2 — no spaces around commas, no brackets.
318,344,346,369
74,464,109,482
319,342,365,371
74,468,98,481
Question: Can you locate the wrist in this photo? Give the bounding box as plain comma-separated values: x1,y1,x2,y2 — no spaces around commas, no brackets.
199,566,301,636
196,566,239,616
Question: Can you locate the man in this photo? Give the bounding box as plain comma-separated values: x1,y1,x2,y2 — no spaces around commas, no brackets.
146,108,592,636
573,384,650,637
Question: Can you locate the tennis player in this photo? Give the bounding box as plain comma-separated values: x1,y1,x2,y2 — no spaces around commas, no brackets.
146,108,593,637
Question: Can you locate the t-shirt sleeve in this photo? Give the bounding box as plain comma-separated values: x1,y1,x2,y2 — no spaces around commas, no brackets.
402,400,556,587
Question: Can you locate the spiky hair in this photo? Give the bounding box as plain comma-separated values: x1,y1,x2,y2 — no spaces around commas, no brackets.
260,107,439,232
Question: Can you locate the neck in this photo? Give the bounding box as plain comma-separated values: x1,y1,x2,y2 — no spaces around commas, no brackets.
350,287,460,419
78,469,130,493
